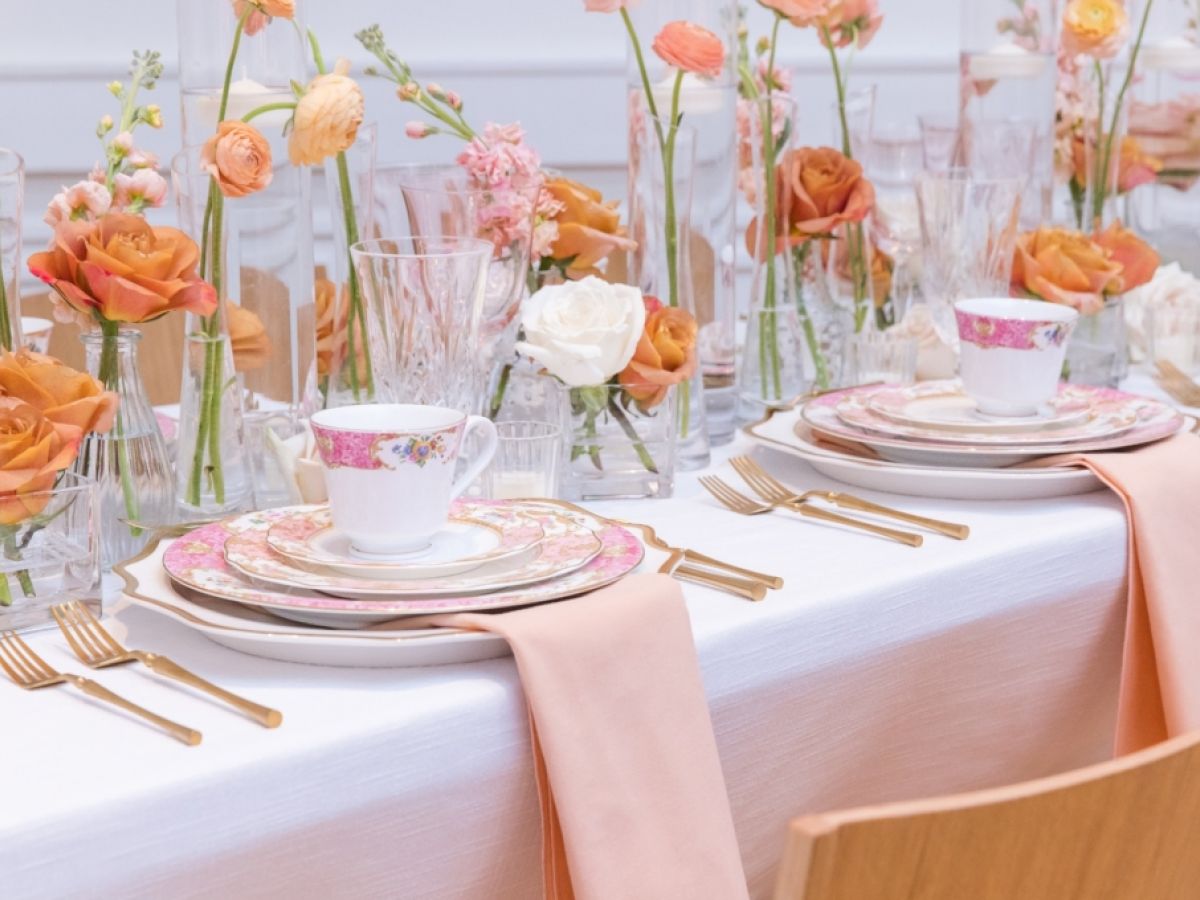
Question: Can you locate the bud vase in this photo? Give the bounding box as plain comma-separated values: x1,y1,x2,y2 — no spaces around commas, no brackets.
628,115,710,469
738,94,807,413
1066,298,1129,387
75,327,174,568
0,149,25,351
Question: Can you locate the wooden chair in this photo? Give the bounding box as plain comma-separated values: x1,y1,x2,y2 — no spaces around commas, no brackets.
774,731,1200,900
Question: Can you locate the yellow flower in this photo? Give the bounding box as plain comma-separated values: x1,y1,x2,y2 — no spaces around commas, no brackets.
1062,0,1129,59
287,59,365,167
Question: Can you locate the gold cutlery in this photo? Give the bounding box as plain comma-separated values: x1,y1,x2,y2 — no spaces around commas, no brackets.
699,475,924,547
730,456,970,540
1154,360,1200,408
614,519,784,589
668,562,769,602
51,601,282,728
0,630,202,745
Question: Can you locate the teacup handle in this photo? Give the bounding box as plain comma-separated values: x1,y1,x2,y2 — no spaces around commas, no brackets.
450,416,499,501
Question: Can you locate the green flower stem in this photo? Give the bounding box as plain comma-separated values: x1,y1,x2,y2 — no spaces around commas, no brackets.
662,70,685,310
241,101,297,123
793,245,831,391
1090,60,1108,229
759,15,785,402
0,262,12,351
3,536,33,597
825,26,853,159
335,149,374,401
622,8,665,147
97,320,142,536
607,396,658,474
0,574,10,606
488,363,513,420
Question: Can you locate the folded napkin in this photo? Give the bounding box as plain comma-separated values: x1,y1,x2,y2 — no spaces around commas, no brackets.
266,423,327,505
1050,434,1200,754
433,575,748,900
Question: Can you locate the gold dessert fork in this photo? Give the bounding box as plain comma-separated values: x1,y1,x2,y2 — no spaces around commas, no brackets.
0,630,202,745
1155,360,1200,408
51,601,282,728
730,456,970,540
699,476,923,547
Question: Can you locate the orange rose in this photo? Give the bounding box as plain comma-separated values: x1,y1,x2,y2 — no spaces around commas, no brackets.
0,351,117,436
28,213,217,324
202,121,273,198
228,304,271,373
1093,221,1160,294
1070,136,1163,194
288,59,365,166
1011,227,1124,314
821,239,893,309
651,21,726,79
0,397,83,525
1061,0,1128,59
544,178,636,279
315,274,367,384
618,299,698,410
767,147,874,250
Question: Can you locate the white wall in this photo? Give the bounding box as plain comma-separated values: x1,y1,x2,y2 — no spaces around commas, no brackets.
0,0,963,280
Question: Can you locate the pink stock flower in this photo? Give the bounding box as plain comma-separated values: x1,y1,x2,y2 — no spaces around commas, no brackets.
44,180,112,228
113,169,168,210
756,59,793,93
456,122,543,188
405,121,433,139
111,131,134,154
126,148,159,169
583,0,627,10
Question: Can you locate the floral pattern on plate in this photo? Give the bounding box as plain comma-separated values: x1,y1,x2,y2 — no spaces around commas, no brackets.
163,502,643,617
866,380,1094,434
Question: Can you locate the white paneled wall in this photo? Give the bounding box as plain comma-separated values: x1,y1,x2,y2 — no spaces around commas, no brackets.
0,0,962,284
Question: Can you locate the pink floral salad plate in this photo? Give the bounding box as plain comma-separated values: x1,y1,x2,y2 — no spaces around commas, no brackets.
266,503,546,581
803,384,1186,468
162,503,642,628
837,381,1140,447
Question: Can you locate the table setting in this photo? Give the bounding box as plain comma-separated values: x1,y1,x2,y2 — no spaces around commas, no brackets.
3,0,1200,898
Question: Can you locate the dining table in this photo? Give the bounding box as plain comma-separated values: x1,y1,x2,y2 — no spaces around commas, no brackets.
1,388,1150,900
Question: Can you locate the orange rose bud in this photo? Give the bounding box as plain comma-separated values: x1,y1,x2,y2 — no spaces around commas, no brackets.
28,213,217,324
0,397,84,524
1093,221,1160,294
202,120,273,198
544,178,637,279
0,350,117,436
1011,227,1124,314
227,303,271,372
652,21,726,79
618,305,699,410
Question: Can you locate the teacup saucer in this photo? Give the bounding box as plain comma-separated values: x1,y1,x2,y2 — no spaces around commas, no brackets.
865,382,1092,434
266,503,545,580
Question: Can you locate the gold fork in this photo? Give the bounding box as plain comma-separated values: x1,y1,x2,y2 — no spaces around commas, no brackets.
730,456,970,540
51,601,282,728
1154,360,1200,407
0,630,202,745
699,476,923,547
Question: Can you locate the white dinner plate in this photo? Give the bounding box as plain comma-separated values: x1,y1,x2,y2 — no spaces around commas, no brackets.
744,406,1106,501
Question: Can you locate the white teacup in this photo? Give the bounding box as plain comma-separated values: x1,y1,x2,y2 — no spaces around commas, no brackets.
955,298,1079,417
310,404,498,558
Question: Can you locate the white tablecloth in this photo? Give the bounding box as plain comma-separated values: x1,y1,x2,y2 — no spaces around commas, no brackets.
0,431,1130,899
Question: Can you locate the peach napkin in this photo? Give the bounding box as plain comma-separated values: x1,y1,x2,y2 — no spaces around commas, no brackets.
1052,434,1200,755
434,574,748,900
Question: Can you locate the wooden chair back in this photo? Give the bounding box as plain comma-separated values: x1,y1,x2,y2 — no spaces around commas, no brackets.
775,731,1200,900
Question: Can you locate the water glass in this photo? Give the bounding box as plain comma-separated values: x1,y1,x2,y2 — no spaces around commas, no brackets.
864,122,924,321
843,331,919,387
351,236,493,411
919,113,962,173
1146,303,1200,373
482,421,563,500
832,85,877,157
0,148,25,352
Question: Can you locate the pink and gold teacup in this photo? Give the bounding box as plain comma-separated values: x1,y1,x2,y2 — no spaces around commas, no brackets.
310,404,498,558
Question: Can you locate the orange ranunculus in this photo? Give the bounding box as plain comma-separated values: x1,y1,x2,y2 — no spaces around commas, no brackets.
228,304,271,373
618,299,698,410
1011,227,1124,314
544,178,637,279
1093,221,1160,294
651,21,726,80
0,350,117,436
288,59,365,167
202,121,273,198
28,213,217,324
1070,135,1163,194
766,147,874,251
231,0,294,36
1061,0,1128,60
0,397,83,525
315,274,366,383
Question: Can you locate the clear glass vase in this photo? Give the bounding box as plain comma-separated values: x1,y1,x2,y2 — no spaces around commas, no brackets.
628,116,710,469
0,148,25,352
322,124,378,407
626,0,738,445
738,94,807,413
1078,74,1128,231
75,328,174,569
1066,298,1129,387
560,383,677,501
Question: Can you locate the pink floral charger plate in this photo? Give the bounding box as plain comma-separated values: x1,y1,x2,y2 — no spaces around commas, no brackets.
223,503,603,599
162,503,643,626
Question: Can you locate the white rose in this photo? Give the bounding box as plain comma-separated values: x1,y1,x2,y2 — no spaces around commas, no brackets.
516,276,646,387
1124,263,1200,363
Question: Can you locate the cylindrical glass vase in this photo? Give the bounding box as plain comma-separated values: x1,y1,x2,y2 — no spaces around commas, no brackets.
1066,298,1129,387
75,328,174,569
628,117,710,468
0,149,25,352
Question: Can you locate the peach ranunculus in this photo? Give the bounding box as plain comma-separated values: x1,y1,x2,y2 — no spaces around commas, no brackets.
544,178,637,279
583,0,627,10
758,0,837,19
202,121,273,199
1061,0,1129,60
228,303,271,373
652,21,726,80
231,0,294,37
28,213,218,324
0,397,84,525
1093,221,1160,295
0,351,117,437
1011,227,1124,314
779,146,875,242
619,297,698,410
812,0,884,50
288,59,366,167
